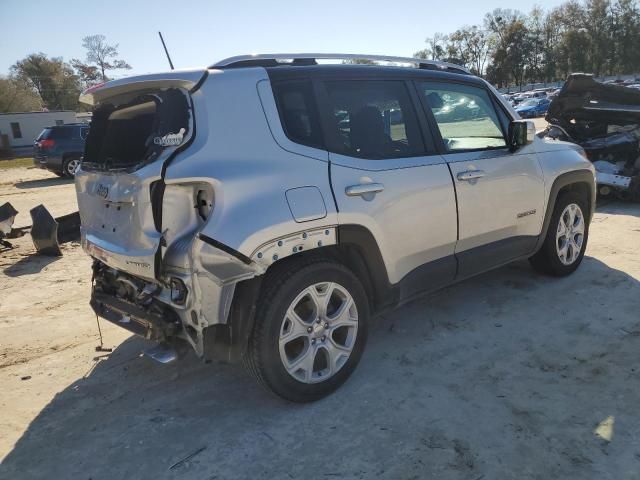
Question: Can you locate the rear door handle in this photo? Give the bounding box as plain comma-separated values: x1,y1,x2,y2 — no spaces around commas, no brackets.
345,183,385,197
457,170,486,181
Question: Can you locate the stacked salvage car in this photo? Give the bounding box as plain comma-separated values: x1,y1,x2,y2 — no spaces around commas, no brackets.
544,73,640,200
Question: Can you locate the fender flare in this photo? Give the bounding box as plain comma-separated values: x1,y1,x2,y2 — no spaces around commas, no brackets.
336,224,394,309
534,169,596,252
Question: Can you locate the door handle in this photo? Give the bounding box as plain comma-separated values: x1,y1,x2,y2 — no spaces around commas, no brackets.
345,183,385,197
457,170,486,181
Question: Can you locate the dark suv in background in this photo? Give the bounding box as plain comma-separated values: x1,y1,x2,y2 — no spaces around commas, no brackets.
33,123,89,177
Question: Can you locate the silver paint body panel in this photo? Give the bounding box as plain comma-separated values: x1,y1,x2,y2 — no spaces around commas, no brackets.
75,64,594,356
445,145,545,253
329,152,457,284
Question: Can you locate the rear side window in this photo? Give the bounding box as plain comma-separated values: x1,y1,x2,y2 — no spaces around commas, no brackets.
322,80,424,160
36,129,51,141
419,82,507,152
49,127,73,140
272,80,323,148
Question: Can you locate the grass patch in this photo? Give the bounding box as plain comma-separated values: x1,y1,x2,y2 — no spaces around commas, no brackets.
0,158,35,170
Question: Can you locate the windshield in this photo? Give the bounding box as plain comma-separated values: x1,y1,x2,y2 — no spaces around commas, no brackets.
521,100,539,107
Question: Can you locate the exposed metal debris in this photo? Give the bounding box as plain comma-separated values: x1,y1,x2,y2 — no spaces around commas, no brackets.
250,227,337,268
0,202,18,250
29,205,81,256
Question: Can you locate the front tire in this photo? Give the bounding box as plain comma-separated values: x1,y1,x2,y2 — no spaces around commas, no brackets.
530,191,589,276
245,259,369,402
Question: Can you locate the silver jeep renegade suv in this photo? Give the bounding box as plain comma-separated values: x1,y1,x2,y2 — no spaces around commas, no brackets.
76,54,596,402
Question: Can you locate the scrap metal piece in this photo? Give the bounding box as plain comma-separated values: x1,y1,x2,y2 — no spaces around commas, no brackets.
596,171,632,189
0,202,18,237
145,343,178,364
29,205,81,256
30,205,62,256
55,211,81,243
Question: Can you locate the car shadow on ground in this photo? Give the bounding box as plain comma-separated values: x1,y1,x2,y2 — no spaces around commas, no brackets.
2,253,60,277
2,255,639,479
596,198,640,217
14,177,73,189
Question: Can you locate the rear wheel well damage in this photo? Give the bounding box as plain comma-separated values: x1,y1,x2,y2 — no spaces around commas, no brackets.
204,225,390,362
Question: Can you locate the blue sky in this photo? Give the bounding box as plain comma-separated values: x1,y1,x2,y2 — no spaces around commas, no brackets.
1,0,566,77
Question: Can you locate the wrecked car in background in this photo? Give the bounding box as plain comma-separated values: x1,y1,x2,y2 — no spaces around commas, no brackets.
545,73,640,200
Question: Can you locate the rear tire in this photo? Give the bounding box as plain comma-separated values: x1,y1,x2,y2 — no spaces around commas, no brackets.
62,156,81,178
245,259,369,402
530,191,589,276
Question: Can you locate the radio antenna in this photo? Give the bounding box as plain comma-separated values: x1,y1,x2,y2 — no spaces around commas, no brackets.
158,31,175,70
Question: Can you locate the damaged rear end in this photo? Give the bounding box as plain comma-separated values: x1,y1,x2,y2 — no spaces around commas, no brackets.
545,73,640,199
76,70,261,358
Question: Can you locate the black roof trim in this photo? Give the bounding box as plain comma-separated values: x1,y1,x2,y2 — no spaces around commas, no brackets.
264,64,484,85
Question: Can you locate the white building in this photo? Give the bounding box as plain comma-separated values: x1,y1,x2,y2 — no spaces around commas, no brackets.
0,111,80,149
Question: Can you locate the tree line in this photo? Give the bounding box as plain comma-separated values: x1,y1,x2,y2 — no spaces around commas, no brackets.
414,0,640,87
0,34,130,113
3,1,640,112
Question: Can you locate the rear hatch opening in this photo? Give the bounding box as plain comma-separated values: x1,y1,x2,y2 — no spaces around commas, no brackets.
82,88,191,173
75,85,195,283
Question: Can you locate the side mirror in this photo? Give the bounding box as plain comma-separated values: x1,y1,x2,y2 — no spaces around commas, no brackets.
508,120,536,151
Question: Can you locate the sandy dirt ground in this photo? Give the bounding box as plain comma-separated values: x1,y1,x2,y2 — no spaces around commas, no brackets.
0,167,77,228
1,166,639,480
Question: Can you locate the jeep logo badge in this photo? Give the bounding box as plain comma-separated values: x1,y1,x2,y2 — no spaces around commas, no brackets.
96,184,109,199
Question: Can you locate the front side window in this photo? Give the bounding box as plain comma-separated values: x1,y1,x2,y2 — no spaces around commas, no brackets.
322,80,424,159
419,82,507,152
272,80,323,149
10,122,22,139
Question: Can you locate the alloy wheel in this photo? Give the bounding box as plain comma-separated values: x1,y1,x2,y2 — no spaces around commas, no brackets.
278,282,358,384
556,203,585,265
66,158,80,176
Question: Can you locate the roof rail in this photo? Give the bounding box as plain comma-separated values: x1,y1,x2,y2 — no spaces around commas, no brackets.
210,53,471,75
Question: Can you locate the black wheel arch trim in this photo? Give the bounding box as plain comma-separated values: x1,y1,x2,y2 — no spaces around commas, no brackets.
336,224,395,309
534,169,596,253
204,274,263,362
